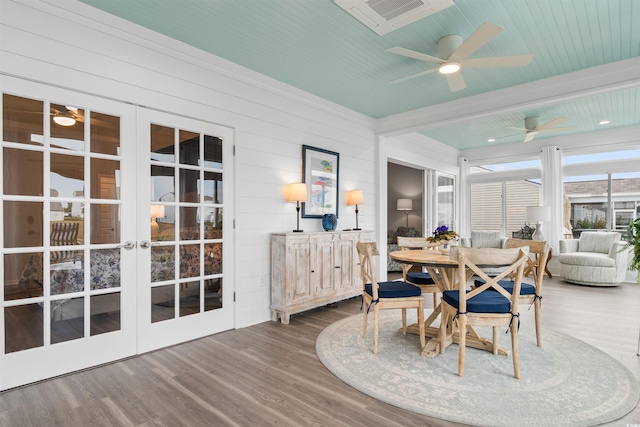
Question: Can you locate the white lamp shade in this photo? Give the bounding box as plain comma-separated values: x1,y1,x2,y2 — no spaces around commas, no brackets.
150,205,165,219
286,183,308,202
346,190,364,206
526,206,550,222
397,198,412,211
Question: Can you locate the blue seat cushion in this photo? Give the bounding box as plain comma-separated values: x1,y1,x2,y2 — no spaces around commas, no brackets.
442,290,511,313
406,272,435,285
365,281,422,298
474,279,536,296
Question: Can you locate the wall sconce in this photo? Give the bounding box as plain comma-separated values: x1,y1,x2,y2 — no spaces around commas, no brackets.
346,190,363,230
285,183,307,232
526,206,551,241
397,198,412,228
150,205,165,238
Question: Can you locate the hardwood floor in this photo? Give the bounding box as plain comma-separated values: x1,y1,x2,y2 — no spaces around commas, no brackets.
1,277,639,426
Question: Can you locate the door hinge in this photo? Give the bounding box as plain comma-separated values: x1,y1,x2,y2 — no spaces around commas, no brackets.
233,218,236,229
233,145,236,156
233,291,236,302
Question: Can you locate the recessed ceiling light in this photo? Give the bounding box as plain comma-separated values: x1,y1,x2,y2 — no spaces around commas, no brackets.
438,62,461,74
598,120,610,125
488,138,496,142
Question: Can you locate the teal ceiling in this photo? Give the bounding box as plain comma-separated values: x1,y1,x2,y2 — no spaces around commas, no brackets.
79,0,640,150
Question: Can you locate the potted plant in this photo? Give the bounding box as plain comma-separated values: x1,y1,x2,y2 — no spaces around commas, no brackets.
621,217,640,282
427,225,459,254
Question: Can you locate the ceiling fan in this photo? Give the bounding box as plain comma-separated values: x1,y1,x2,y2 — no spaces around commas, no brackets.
386,22,533,92
505,116,577,142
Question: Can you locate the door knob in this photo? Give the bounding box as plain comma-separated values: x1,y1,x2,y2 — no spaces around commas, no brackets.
140,240,151,249
119,241,135,250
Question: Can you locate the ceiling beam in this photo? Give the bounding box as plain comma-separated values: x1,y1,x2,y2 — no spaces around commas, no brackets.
375,57,640,137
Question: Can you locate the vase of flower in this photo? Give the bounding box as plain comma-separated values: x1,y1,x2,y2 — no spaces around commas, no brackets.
426,225,459,254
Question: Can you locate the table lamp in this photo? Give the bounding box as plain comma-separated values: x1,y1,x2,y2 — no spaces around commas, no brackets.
286,183,307,232
397,198,412,228
526,206,551,241
150,205,165,238
346,190,363,230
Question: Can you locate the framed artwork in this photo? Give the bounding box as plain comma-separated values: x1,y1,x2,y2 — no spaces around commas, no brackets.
301,145,339,218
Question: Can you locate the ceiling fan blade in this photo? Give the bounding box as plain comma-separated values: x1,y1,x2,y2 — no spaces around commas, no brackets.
535,117,569,130
505,126,528,131
462,54,533,68
523,131,539,143
537,126,578,133
387,68,438,84
449,22,503,62
446,72,466,92
386,47,445,64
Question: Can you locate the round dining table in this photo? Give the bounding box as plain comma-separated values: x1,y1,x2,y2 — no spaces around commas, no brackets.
389,249,509,358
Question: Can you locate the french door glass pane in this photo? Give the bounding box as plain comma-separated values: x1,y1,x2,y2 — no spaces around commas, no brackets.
5,304,43,353
3,201,43,247
90,112,121,155
51,153,84,197
179,281,200,317
3,148,43,195
50,103,84,150
51,297,84,344
4,252,41,301
150,124,175,162
151,284,175,323
90,293,121,336
2,94,43,145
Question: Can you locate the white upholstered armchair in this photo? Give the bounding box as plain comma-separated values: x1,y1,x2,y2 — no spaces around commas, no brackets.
460,231,508,276
558,231,630,286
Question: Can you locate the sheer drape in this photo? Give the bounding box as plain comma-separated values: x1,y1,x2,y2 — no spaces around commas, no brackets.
458,157,469,238
541,146,563,251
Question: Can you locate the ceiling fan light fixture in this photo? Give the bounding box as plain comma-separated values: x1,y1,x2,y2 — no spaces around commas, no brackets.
53,115,76,127
438,62,460,74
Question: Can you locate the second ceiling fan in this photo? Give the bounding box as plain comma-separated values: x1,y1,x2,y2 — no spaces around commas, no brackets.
387,22,533,92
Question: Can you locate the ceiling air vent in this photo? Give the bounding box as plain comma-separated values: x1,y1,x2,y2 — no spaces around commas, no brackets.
334,0,454,35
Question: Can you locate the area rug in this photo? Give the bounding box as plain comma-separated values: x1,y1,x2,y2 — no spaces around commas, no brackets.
316,311,639,427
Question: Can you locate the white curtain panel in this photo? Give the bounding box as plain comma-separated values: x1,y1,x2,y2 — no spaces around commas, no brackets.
457,157,469,238
541,146,563,251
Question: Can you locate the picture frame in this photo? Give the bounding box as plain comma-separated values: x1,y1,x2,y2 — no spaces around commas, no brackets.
301,145,339,218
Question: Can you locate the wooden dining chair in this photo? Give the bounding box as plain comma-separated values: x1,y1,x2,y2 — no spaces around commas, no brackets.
357,241,425,354
50,222,80,264
396,236,439,307
474,239,550,347
440,246,529,378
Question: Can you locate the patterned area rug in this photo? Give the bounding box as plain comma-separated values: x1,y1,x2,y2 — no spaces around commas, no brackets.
316,311,639,427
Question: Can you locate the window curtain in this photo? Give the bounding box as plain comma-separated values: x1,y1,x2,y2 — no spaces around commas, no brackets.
541,146,563,251
458,157,469,238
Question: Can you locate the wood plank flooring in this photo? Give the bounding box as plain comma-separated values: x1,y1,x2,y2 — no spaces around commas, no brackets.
1,277,639,426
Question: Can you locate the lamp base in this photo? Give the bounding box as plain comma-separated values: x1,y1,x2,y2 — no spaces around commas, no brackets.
532,222,544,241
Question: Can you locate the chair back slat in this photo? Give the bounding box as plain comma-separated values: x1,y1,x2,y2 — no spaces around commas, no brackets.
506,238,550,292
50,222,80,263
452,247,529,313
357,241,379,300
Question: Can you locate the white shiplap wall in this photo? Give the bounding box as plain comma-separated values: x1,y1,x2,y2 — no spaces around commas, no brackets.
0,0,383,328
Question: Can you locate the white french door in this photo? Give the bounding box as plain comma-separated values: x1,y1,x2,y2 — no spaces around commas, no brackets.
0,78,234,389
0,79,138,389
135,108,234,353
